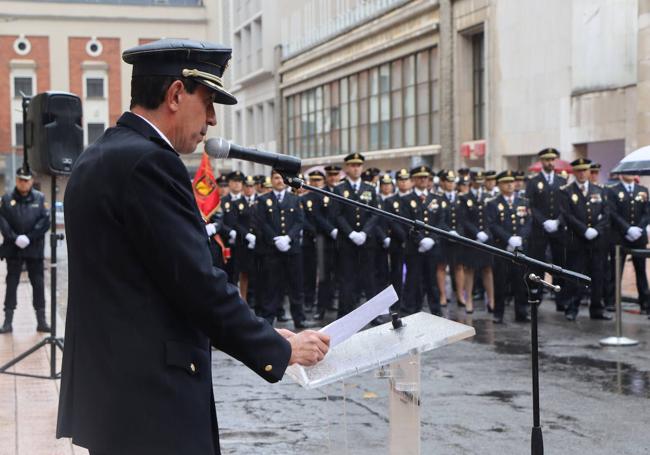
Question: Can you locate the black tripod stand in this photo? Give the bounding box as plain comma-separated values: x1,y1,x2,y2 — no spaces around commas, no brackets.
0,97,64,379
283,174,589,455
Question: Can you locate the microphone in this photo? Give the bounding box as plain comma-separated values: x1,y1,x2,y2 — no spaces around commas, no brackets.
204,137,301,175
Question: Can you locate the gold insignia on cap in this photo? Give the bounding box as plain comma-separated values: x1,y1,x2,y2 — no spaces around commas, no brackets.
571,193,579,204
266,198,273,207
537,181,544,190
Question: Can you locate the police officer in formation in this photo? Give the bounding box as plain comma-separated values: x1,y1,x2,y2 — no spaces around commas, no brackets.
0,167,51,333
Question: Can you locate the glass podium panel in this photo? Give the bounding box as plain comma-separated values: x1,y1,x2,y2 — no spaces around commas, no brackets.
286,312,475,389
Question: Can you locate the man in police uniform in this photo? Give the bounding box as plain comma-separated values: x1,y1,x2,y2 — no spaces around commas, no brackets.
334,153,379,317
255,170,315,328
484,170,499,197
460,170,494,313
57,39,329,455
0,167,50,333
401,166,445,316
590,162,602,184
560,158,611,321
486,171,532,323
302,170,337,317
219,170,244,284
525,148,568,310
514,171,527,198
607,173,650,314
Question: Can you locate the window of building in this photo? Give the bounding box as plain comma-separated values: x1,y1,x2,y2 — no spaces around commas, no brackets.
13,77,33,98
86,78,105,98
283,47,440,158
87,123,105,144
472,32,485,140
14,123,24,147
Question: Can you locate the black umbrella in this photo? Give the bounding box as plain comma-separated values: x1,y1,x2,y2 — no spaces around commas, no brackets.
612,146,650,175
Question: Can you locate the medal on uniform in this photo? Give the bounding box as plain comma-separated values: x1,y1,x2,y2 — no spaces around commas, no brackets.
639,192,647,201
306,200,313,208
410,200,417,208
516,206,527,217
393,201,400,209
238,203,244,210
10,200,16,206
343,190,350,198
497,203,504,211
323,196,330,205
467,199,473,207
360,191,371,202
266,199,273,207
537,181,544,190
571,194,578,204
618,191,625,200
441,201,447,208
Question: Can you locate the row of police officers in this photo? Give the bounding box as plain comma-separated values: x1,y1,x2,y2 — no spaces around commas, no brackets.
207,147,650,326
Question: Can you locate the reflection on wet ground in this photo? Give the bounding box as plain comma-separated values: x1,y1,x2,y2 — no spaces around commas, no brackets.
466,317,650,398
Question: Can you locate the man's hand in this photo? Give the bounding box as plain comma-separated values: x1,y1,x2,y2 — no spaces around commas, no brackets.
626,226,643,242
275,328,295,339
476,231,489,243
330,228,338,240
418,237,435,253
508,235,522,249
229,229,237,245
15,235,30,249
383,237,391,249
288,330,330,366
245,233,256,250
543,219,559,233
584,227,599,240
205,223,217,237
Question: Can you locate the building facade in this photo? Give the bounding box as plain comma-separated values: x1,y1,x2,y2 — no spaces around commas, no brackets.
0,0,226,194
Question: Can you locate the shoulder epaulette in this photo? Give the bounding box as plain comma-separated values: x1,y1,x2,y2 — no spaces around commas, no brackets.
559,183,571,191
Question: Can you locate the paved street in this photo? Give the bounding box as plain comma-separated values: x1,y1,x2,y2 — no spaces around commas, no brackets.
0,257,649,455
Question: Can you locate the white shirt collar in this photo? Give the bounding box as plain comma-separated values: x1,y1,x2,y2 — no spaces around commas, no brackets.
542,170,554,182
348,178,361,187
274,189,286,199
230,192,241,201
398,190,412,197
414,188,428,197
133,112,174,151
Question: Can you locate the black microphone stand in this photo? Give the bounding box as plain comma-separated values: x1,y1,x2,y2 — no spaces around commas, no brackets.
283,174,590,455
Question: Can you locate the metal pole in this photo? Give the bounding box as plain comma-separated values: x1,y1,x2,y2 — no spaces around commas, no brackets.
600,245,639,346
50,175,57,377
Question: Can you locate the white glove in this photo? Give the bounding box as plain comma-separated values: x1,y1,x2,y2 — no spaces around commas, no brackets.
626,226,643,242
330,228,338,240
228,229,237,245
508,236,522,249
543,219,559,233
205,223,217,236
449,230,459,236
245,233,256,250
383,237,391,249
274,235,291,252
584,227,599,240
418,237,435,253
15,235,30,249
349,231,366,246
476,231,489,243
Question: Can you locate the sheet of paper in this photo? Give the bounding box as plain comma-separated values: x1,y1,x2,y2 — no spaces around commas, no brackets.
320,285,398,348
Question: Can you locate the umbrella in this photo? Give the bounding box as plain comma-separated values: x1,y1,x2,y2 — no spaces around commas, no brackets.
527,159,573,173
611,145,650,175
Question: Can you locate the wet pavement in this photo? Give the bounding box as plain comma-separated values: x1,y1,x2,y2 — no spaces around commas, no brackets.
213,300,650,455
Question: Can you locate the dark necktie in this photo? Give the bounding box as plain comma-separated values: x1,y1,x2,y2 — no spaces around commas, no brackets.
420,193,426,203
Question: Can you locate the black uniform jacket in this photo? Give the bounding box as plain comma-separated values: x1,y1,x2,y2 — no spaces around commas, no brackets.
460,189,491,242
255,190,304,255
401,191,447,255
560,181,609,250
526,172,567,237
334,180,379,246
302,191,335,239
56,112,291,455
231,194,258,248
0,188,49,259
486,194,532,250
381,194,407,253
607,182,650,246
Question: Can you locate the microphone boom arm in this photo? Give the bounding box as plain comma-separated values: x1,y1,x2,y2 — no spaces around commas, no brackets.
282,174,590,285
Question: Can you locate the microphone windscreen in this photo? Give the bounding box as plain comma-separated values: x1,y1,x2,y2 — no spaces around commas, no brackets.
204,137,230,159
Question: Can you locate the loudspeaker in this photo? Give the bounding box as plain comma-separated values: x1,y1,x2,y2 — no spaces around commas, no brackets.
25,91,83,176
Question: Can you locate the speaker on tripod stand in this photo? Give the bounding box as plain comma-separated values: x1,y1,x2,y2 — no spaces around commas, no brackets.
0,91,83,379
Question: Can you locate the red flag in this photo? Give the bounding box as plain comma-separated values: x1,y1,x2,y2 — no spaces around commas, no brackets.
192,153,229,262
192,153,221,219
